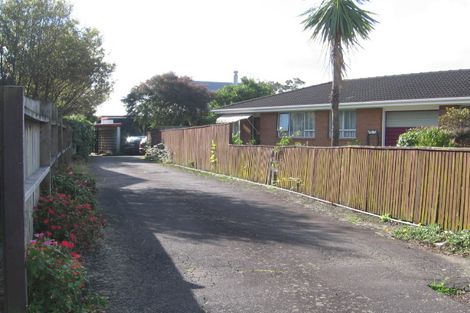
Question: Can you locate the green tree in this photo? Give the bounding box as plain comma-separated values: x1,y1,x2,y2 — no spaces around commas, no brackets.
123,72,211,132
269,78,305,94
439,107,470,146
206,77,305,124
0,0,114,116
302,0,376,146
203,77,275,124
209,77,274,110
64,114,95,160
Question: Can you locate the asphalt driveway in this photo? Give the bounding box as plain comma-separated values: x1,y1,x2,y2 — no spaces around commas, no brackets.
87,156,470,313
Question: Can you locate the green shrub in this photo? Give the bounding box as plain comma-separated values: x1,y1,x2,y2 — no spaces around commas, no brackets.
429,280,462,296
64,115,95,160
397,128,420,147
27,236,106,313
397,127,455,147
379,213,392,223
145,143,172,163
277,132,293,146
232,132,243,144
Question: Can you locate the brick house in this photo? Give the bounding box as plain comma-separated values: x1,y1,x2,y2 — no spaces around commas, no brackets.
213,69,470,146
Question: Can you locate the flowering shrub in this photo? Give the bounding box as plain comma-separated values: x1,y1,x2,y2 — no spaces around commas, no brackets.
34,193,104,250
53,169,97,208
27,235,106,313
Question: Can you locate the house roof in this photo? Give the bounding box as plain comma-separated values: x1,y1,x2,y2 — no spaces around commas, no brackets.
213,69,470,113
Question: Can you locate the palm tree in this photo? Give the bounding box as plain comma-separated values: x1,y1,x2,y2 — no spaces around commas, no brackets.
302,0,376,146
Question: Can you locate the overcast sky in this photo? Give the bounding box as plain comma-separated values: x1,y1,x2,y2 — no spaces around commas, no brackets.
70,0,470,116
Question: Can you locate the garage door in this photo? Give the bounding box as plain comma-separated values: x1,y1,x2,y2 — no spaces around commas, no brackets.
385,110,439,146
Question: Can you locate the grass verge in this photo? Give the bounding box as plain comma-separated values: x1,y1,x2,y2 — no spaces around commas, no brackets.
392,224,470,255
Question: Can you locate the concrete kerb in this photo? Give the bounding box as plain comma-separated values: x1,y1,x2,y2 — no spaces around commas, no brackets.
170,164,419,228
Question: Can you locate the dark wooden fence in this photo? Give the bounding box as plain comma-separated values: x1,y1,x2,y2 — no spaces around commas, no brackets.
161,124,470,231
0,86,72,313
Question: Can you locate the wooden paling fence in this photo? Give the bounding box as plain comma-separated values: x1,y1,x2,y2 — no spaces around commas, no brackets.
0,86,72,312
161,124,470,231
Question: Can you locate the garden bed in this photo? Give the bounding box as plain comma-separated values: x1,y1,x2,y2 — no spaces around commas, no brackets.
27,164,106,313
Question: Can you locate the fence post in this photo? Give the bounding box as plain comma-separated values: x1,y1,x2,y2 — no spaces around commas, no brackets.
1,86,27,313
40,102,52,194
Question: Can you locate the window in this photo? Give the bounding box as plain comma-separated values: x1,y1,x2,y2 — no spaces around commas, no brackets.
329,110,357,138
231,121,240,136
277,112,315,138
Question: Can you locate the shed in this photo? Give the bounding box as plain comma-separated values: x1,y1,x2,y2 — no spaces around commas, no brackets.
95,122,122,154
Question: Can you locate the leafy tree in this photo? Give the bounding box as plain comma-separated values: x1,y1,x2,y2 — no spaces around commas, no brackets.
440,107,470,133
302,0,376,146
209,77,274,110
439,107,470,146
64,115,95,160
203,77,274,124
123,72,211,132
205,77,305,124
269,78,305,94
0,0,114,116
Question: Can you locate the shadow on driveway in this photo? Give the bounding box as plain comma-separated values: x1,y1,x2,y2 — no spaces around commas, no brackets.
87,156,353,312
86,156,470,313
87,157,205,313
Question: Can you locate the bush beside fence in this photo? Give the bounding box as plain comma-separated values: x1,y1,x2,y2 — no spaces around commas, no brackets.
161,124,470,231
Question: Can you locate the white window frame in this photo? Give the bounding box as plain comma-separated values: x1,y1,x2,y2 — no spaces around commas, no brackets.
329,110,357,139
277,112,315,138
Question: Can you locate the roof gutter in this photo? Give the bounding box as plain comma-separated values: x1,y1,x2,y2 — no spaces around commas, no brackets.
212,96,470,114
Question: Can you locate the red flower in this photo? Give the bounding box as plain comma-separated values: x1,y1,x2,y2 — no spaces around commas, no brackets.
43,218,49,224
50,225,62,231
59,240,75,249
70,252,81,259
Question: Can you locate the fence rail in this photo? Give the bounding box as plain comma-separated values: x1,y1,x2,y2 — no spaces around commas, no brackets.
1,86,72,313
161,124,470,231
